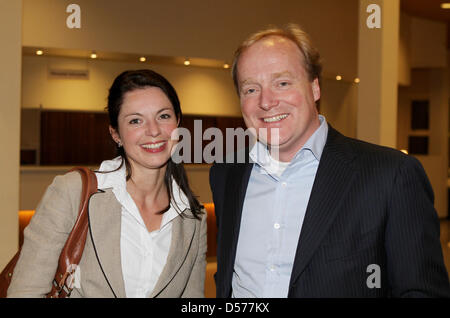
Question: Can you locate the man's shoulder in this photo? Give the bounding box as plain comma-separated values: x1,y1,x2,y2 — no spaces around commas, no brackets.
344,134,403,157
329,127,420,169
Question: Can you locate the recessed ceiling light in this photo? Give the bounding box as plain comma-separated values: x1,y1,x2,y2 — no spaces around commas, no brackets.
184,59,191,66
36,50,43,56
441,3,450,9
354,78,360,83
223,63,230,69
90,52,97,59
336,75,342,81
139,57,146,62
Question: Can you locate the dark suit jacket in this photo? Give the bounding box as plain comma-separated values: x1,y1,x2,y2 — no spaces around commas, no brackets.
209,126,450,297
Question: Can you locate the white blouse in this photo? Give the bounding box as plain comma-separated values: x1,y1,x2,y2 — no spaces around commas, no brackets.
95,157,190,297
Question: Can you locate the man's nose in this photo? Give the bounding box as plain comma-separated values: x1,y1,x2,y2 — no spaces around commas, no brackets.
259,88,278,111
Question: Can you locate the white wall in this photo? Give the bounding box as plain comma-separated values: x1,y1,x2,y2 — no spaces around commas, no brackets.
410,17,448,69
22,55,241,116
22,0,359,81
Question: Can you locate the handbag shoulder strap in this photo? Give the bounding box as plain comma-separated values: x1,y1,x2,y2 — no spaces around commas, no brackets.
47,167,98,298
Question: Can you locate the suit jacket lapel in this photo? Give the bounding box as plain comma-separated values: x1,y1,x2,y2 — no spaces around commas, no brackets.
288,127,358,292
228,163,253,245
88,188,127,298
219,161,253,296
150,209,196,297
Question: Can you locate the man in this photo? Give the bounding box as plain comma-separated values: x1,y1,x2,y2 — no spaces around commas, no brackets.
209,24,450,297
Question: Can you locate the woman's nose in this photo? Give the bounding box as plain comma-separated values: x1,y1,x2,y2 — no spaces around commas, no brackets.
145,120,161,137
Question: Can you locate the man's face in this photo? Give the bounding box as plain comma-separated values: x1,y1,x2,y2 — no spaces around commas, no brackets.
237,36,321,162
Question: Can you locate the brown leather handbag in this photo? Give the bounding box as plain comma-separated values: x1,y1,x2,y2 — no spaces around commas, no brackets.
0,167,98,298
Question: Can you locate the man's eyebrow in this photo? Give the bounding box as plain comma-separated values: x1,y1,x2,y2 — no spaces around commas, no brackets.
272,71,294,79
238,71,295,88
239,78,257,87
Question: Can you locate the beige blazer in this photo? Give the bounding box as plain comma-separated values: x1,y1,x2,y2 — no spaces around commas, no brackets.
7,171,207,298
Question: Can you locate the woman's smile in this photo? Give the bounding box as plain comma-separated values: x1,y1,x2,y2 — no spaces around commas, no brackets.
141,141,167,153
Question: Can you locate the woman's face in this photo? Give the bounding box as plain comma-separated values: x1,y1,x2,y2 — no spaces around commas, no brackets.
110,87,179,172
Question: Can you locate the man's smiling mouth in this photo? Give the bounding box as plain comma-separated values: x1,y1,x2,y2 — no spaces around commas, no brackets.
262,114,289,123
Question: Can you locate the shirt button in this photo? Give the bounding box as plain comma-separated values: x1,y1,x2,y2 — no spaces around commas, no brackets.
281,182,287,187
269,265,276,272
274,223,280,229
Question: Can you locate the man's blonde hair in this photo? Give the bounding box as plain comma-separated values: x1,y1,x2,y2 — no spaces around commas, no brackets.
231,23,322,93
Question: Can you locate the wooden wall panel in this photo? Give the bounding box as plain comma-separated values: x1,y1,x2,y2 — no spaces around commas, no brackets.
40,111,116,165
40,111,246,165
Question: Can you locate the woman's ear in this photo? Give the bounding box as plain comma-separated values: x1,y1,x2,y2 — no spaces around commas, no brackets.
109,125,121,145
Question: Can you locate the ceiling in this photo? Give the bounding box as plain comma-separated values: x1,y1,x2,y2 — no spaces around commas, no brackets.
401,0,450,47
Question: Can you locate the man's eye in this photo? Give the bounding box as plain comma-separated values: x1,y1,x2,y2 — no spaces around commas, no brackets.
279,81,290,87
245,88,256,95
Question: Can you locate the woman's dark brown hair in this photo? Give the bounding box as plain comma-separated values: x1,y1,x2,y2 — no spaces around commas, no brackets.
104,69,203,219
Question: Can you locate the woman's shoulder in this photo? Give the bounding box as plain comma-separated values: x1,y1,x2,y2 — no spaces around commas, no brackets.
49,170,84,194
46,169,98,211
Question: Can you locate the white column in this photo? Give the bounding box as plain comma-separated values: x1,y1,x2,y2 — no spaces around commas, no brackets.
0,0,22,268
357,0,400,148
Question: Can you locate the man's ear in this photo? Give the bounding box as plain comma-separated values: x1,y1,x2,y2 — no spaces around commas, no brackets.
109,125,121,144
312,78,321,102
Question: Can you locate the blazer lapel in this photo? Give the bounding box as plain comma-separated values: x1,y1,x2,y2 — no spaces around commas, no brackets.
227,163,253,247
150,209,196,297
288,127,358,292
218,162,253,296
88,188,127,298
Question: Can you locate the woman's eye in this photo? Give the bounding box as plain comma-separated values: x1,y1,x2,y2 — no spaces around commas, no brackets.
129,118,141,124
160,113,171,119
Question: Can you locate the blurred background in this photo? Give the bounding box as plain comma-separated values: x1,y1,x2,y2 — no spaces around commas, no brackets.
0,0,449,296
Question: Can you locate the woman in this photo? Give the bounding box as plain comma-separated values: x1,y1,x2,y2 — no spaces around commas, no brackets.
8,69,207,298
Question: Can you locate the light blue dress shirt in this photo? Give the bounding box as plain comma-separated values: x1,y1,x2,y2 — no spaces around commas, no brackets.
232,115,329,298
